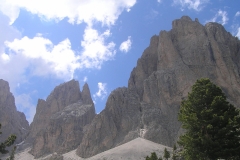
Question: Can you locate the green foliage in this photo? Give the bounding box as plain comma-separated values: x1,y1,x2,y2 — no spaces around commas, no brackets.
172,144,177,160
178,78,240,160
163,148,170,160
146,152,163,160
0,123,17,159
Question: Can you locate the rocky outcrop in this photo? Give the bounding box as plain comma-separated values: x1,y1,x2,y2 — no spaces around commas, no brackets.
77,16,240,158
27,80,95,158
0,79,29,144
77,88,141,158
27,80,82,144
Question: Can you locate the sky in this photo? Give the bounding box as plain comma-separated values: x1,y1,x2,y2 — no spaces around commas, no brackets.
0,0,240,123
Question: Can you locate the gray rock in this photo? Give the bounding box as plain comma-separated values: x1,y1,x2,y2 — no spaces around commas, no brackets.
0,79,29,146
77,87,141,158
82,83,94,105
27,79,96,158
76,16,240,158
27,79,82,145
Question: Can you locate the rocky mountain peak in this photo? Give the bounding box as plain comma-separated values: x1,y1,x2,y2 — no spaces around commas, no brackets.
76,16,240,158
26,79,96,158
46,79,82,108
82,83,94,105
0,79,10,92
0,79,29,146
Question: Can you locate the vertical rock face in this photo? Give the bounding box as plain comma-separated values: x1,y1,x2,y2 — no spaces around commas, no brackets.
77,16,240,158
0,79,29,144
27,80,96,158
77,88,141,158
27,79,82,144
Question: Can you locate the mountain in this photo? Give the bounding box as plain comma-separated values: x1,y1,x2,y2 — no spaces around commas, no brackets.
76,16,240,158
27,80,96,158
0,79,29,146
2,15,240,159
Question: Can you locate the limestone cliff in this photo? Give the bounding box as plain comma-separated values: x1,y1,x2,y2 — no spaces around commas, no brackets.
77,16,240,158
0,79,29,145
27,80,95,158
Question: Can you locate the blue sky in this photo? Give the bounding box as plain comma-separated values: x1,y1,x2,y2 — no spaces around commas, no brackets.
0,0,240,123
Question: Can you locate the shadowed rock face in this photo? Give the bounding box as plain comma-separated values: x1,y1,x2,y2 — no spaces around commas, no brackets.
0,79,29,144
27,80,96,158
77,16,240,158
77,88,141,158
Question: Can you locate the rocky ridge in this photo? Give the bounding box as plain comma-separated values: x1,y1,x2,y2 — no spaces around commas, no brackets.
27,80,96,158
76,16,240,158
2,15,240,159
0,79,29,146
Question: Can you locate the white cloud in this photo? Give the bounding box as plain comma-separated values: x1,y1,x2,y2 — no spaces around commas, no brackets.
0,12,21,52
1,0,136,26
237,27,240,39
1,53,10,62
83,76,88,82
80,27,116,69
235,11,240,17
173,0,209,11
157,0,162,3
1,27,116,89
0,0,20,25
206,10,229,25
15,93,36,123
93,82,107,100
4,36,80,79
119,36,132,53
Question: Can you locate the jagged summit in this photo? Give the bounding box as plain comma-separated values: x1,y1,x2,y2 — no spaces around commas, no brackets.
0,79,29,145
82,83,94,105
77,16,240,158
26,79,96,158
2,16,240,159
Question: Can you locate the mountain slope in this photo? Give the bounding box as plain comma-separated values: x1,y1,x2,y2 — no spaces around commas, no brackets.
77,16,240,158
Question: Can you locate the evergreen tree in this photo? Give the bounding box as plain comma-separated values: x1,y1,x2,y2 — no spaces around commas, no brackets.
163,148,170,160
0,123,16,159
158,156,163,160
178,78,240,160
146,156,151,160
172,144,177,160
145,152,159,160
151,152,158,160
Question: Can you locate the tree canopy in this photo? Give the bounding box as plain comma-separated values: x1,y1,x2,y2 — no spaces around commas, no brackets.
178,78,240,160
0,123,16,158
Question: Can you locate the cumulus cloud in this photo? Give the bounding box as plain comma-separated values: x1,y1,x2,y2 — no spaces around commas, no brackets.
206,10,229,25
4,36,80,79
0,0,20,25
1,0,136,26
93,82,107,100
80,27,116,69
15,93,36,123
2,27,116,83
173,0,208,11
0,12,21,53
119,36,132,53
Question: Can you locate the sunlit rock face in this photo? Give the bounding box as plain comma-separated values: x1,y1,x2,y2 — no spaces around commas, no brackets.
0,79,29,145
77,16,240,158
27,80,95,158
